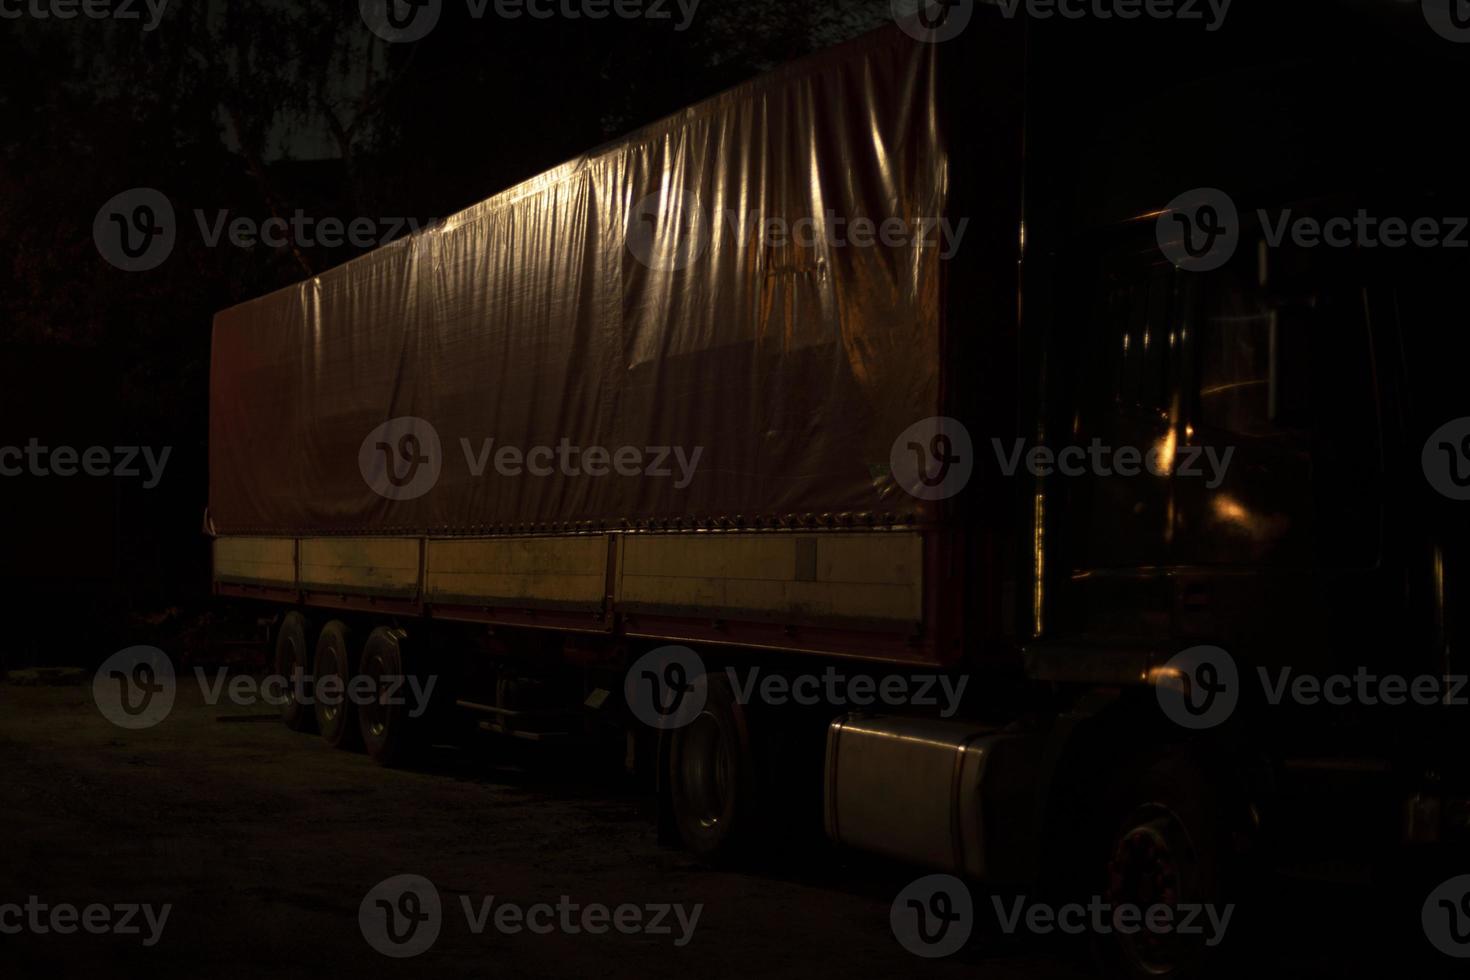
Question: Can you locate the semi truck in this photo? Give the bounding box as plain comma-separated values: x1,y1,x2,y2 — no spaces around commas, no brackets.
208,3,1470,973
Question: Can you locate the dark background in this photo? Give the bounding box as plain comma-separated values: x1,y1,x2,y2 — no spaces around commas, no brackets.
3,4,1469,978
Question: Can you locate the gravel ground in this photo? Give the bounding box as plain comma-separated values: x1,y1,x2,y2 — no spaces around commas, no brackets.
0,679,1094,980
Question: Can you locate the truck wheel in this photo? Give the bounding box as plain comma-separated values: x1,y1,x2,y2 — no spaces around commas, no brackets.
667,670,757,863
1092,747,1228,980
273,611,315,732
357,626,422,767
313,620,360,751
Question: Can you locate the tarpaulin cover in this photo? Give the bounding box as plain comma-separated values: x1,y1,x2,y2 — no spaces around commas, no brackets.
209,25,947,535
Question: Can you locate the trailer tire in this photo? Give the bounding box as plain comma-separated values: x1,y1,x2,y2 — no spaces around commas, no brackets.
273,611,315,733
357,626,423,767
312,620,360,751
667,670,758,864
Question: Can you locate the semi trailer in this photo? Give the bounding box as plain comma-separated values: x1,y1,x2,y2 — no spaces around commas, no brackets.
209,3,1470,974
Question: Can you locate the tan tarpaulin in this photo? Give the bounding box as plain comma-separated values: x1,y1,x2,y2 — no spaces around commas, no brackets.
209,25,945,535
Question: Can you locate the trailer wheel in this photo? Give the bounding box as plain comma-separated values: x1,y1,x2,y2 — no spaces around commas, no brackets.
1091,747,1228,980
312,620,360,751
667,670,757,863
357,626,422,767
273,611,315,732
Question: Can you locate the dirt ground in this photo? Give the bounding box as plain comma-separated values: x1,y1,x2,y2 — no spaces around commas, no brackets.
0,678,1093,980
0,677,1460,979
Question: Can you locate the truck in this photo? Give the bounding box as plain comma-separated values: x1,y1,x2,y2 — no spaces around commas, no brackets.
208,3,1470,974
